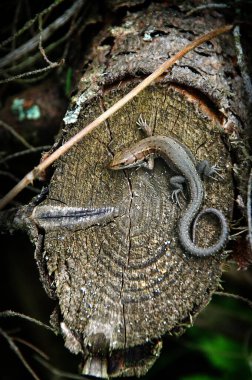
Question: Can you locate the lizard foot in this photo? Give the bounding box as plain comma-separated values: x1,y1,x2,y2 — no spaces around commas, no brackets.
197,160,224,180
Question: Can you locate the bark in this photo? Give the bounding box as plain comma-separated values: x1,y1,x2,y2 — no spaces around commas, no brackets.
4,2,250,378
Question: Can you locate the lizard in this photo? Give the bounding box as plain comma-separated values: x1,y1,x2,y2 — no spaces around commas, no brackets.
109,116,228,257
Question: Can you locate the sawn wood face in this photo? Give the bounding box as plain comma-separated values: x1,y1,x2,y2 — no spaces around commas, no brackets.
35,84,233,377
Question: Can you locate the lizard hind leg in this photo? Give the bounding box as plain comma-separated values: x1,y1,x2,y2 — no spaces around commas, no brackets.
197,160,224,180
170,175,186,208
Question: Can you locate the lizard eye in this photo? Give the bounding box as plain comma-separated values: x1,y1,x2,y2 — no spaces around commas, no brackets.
119,162,126,167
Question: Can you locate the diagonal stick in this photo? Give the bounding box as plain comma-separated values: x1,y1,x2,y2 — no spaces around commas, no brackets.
0,24,233,210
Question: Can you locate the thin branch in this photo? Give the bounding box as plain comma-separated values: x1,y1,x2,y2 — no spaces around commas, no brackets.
186,3,229,16
0,170,41,193
0,327,41,380
0,145,51,165
2,24,78,76
0,24,234,210
0,0,85,69
38,14,60,67
0,119,34,149
0,310,54,332
13,337,49,360
3,5,84,75
215,291,252,308
0,63,64,84
0,0,66,49
35,355,89,380
11,0,22,51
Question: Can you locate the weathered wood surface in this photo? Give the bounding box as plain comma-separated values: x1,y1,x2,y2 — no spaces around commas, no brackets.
25,3,248,378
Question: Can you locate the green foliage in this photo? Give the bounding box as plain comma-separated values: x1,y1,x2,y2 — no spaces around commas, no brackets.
187,327,251,380
65,67,73,97
199,335,241,373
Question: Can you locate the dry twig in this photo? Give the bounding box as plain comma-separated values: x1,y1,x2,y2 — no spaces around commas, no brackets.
13,337,49,360
186,3,229,16
0,145,51,165
0,170,41,193
0,310,54,331
0,0,65,49
0,327,41,380
215,291,252,308
35,355,89,380
0,0,85,70
0,119,34,149
0,64,64,84
0,309,54,380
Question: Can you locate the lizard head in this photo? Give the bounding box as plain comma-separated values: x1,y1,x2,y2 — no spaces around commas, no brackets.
108,145,149,170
